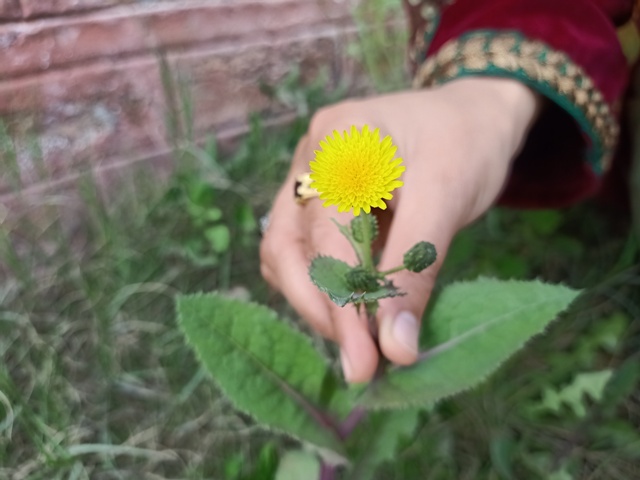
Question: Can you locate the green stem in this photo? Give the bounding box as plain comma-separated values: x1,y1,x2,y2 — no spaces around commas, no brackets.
365,301,378,333
378,265,406,277
361,213,374,272
365,301,388,380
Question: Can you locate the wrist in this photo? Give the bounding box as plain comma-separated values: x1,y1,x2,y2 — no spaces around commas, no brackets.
439,77,542,159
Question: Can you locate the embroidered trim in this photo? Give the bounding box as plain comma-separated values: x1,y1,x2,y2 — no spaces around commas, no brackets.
413,31,619,172
406,0,456,68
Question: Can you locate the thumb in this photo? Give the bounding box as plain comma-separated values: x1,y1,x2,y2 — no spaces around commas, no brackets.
375,200,456,366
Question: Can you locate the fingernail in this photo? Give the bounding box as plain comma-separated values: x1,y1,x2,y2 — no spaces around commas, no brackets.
340,349,354,382
392,311,419,355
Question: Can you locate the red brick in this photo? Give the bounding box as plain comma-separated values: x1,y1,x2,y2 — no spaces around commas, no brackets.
0,58,162,191
0,0,373,197
19,0,124,18
0,0,21,19
0,31,361,194
0,1,353,80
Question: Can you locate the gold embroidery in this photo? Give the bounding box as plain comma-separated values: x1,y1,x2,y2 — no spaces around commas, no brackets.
438,41,459,64
556,77,574,96
420,3,437,20
489,35,517,53
413,32,618,172
462,36,486,57
573,90,589,107
406,0,459,71
463,55,490,71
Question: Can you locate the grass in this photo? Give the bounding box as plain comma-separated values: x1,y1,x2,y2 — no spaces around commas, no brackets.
0,127,290,479
2,107,639,478
3,155,638,479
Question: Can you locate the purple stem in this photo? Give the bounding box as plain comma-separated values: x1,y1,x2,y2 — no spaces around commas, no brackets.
320,462,337,480
338,406,367,439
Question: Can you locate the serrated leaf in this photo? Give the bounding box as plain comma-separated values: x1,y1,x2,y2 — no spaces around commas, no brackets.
359,278,580,409
177,293,350,453
309,256,402,307
539,370,613,418
309,256,353,306
348,409,420,480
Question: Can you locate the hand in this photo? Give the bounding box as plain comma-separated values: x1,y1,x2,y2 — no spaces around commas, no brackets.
260,77,540,382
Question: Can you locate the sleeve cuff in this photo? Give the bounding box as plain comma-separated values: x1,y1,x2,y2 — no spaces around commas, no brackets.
413,30,619,174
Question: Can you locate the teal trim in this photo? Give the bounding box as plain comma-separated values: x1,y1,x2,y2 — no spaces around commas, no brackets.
425,30,608,175
439,66,604,175
422,12,441,53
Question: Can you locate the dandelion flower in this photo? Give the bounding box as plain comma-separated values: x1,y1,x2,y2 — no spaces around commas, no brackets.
309,125,405,216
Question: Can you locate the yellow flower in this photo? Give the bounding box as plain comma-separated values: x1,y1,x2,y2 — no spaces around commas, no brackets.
309,125,405,216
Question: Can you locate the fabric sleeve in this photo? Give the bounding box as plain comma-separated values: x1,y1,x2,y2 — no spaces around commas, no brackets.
408,0,632,207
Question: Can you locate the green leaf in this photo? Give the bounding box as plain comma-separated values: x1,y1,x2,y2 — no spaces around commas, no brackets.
348,409,420,480
205,225,230,253
521,210,562,236
359,278,580,409
225,454,244,480
309,256,353,306
187,181,216,206
236,203,257,233
309,256,402,307
275,450,321,480
205,207,223,222
242,442,280,480
601,357,640,416
548,467,573,480
177,293,349,453
592,420,640,458
490,430,516,480
538,370,613,418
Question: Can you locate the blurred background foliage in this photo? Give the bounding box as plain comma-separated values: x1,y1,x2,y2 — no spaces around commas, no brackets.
1,0,639,478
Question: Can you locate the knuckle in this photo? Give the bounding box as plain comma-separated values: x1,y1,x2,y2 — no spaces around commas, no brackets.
260,263,277,290
259,235,278,267
308,101,363,143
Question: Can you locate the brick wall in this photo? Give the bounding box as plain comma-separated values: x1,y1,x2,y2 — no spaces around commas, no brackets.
0,0,364,201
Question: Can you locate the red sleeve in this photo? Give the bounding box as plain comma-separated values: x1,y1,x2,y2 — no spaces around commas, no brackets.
409,0,634,208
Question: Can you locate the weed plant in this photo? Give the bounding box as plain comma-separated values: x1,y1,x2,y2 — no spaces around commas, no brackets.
1,1,639,478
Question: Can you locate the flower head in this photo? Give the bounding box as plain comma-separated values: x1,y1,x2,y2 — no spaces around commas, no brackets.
309,125,405,216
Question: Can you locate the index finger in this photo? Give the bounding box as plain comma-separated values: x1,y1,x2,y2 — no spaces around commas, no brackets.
259,139,337,339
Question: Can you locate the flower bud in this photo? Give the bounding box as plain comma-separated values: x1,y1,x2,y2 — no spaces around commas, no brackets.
403,241,437,273
351,214,379,244
345,266,380,292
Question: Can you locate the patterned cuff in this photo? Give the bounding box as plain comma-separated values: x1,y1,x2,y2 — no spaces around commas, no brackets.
413,30,619,173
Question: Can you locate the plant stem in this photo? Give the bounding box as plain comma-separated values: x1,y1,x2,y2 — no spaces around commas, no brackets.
361,213,374,272
378,264,405,277
365,302,379,341
320,462,337,480
365,303,388,381
338,406,368,439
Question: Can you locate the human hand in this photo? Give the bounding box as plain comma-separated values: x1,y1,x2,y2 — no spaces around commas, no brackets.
260,77,540,383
